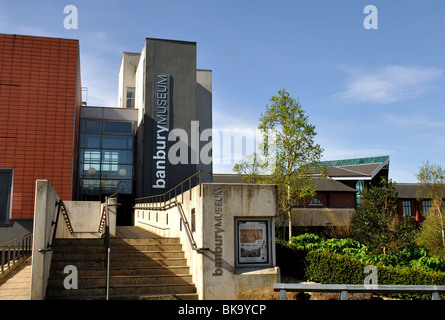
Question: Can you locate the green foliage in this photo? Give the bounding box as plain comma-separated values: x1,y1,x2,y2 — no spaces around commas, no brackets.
233,89,325,239
351,177,415,254
415,160,445,258
289,233,445,273
304,250,445,299
416,215,445,260
275,239,309,279
278,233,445,299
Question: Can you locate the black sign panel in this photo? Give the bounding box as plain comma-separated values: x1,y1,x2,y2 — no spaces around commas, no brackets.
152,74,170,190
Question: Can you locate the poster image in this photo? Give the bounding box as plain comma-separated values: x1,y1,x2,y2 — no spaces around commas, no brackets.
238,220,268,264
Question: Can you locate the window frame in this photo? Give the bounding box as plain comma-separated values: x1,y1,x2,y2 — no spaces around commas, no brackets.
0,168,13,226
402,200,412,217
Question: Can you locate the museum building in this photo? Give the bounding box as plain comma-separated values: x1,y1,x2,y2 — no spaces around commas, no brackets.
0,34,213,241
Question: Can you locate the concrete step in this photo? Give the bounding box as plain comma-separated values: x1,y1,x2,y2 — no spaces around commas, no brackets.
50,266,191,278
52,251,185,260
47,230,197,300
109,293,199,300
110,283,197,297
54,242,183,252
46,286,198,300
48,274,193,288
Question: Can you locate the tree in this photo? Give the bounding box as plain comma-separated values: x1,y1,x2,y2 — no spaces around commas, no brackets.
234,89,324,240
415,161,445,258
351,177,415,254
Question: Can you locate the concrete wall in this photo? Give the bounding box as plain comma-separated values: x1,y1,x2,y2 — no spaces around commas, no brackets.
31,180,61,300
31,180,117,299
55,200,115,239
134,183,279,300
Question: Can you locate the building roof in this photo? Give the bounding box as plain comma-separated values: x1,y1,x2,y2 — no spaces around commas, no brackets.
313,177,356,192
212,174,244,184
396,183,429,199
316,156,390,180
212,174,356,193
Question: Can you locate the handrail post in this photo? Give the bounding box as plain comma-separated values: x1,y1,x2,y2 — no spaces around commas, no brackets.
104,195,111,300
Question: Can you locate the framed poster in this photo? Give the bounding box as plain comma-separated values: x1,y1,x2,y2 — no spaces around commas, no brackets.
236,219,271,266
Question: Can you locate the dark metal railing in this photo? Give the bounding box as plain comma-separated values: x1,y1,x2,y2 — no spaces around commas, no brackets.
0,233,33,277
39,199,73,253
134,171,208,253
135,171,201,206
273,283,445,300
100,190,118,300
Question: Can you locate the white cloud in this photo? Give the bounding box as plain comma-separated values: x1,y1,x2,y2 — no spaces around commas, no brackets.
383,113,445,129
336,65,443,104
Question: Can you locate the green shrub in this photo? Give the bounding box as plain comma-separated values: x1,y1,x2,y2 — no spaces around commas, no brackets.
275,239,309,279
303,250,445,300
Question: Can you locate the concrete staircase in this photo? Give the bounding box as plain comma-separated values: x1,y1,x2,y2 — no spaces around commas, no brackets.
45,229,198,300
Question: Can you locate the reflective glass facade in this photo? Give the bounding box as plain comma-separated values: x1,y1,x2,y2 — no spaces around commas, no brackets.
78,119,135,198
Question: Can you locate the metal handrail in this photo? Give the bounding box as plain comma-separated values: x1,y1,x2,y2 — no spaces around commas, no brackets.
134,172,207,253
101,190,117,300
0,233,33,276
273,283,445,300
138,199,209,253
41,199,73,252
135,171,201,205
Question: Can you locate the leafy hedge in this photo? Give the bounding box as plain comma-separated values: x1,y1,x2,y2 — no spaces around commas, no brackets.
276,234,445,299
290,233,445,273
305,250,445,300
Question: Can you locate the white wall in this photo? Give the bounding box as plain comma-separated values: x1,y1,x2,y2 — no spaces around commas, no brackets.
134,183,280,300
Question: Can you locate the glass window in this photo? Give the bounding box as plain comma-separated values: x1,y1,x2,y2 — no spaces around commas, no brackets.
81,163,100,178
423,200,431,215
101,180,132,194
104,121,132,134
80,179,100,193
310,198,322,205
101,165,133,179
83,134,101,148
102,150,133,164
102,135,133,149
85,120,101,133
81,149,101,163
0,169,13,224
126,87,135,109
402,200,412,217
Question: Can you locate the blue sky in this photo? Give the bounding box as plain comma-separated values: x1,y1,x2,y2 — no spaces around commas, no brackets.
1,0,444,182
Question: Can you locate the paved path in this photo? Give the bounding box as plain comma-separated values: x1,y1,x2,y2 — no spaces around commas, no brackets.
0,257,31,300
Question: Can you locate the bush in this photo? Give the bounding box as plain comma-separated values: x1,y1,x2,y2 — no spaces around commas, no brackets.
277,233,445,299
302,250,445,300
288,233,445,273
275,239,309,279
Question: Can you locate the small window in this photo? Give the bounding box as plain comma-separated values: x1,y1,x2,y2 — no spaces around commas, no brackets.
104,121,132,134
310,198,322,205
126,87,135,109
423,200,431,216
85,120,101,133
0,169,13,225
402,200,412,217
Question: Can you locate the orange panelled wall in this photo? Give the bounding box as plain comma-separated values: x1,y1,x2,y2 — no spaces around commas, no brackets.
0,34,81,219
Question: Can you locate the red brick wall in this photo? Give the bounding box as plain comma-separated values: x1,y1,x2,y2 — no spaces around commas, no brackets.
0,34,81,219
314,191,356,208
